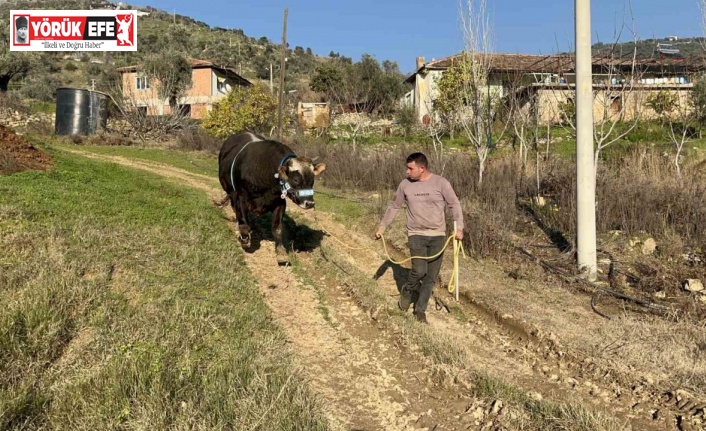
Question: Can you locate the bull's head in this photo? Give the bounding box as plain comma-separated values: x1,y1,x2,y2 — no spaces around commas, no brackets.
278,157,326,209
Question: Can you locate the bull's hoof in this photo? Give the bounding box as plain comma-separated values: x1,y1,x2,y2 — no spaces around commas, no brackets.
238,233,251,248
276,246,289,265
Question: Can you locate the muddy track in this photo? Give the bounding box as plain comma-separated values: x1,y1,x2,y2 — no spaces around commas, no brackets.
64,149,706,431
298,211,702,430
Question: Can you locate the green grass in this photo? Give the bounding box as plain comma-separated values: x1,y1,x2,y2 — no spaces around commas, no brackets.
0,144,327,430
314,187,368,224
53,143,218,177
29,101,55,114
474,374,626,431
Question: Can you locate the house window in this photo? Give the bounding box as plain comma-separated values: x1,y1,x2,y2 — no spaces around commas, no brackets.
177,104,191,117
136,76,150,90
609,96,622,118
217,77,231,93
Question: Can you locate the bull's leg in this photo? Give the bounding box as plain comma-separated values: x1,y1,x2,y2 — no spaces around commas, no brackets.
233,193,251,248
272,202,288,264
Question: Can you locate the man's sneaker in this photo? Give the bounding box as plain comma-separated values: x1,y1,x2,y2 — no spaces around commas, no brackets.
398,291,412,312
413,310,428,324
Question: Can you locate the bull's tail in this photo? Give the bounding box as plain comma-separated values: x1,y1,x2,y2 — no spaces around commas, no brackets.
213,194,231,208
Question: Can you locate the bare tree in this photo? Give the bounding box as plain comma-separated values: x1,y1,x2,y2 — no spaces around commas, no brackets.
143,51,193,110
506,72,539,169
107,65,193,142
505,75,546,192
649,89,695,180
457,0,511,185
422,97,448,169
550,6,642,176
310,60,373,149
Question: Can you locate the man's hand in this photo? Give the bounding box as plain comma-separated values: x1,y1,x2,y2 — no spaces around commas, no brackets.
455,229,464,241
374,228,384,240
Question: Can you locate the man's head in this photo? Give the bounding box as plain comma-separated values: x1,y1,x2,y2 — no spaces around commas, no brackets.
15,16,28,42
405,152,428,181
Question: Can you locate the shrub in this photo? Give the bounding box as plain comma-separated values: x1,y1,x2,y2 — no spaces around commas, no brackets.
537,147,706,248
395,104,417,137
202,84,277,138
174,127,222,153
0,91,30,114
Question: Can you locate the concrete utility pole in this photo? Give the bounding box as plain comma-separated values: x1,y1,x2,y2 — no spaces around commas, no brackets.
575,0,597,280
277,8,288,140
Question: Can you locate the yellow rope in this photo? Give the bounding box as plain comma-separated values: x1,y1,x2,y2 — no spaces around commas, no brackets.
379,233,453,265
380,233,467,294
446,235,467,295
315,215,468,296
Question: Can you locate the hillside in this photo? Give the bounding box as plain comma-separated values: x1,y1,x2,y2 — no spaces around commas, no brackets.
592,36,706,58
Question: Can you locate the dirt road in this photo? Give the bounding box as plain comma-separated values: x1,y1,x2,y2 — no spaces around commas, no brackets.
65,148,706,431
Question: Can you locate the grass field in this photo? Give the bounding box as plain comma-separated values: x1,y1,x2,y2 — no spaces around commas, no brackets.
52,143,218,177
0,143,327,430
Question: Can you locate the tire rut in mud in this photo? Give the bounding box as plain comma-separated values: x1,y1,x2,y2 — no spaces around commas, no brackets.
298,208,705,431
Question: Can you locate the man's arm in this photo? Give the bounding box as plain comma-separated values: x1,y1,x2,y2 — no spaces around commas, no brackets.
441,179,464,239
374,182,405,238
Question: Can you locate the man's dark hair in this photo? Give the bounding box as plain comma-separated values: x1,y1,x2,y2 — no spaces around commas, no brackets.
406,152,428,168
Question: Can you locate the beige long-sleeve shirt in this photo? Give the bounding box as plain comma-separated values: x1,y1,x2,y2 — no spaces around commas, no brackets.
378,174,464,236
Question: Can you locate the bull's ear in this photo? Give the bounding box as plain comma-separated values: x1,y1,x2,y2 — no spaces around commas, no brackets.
313,163,326,176
278,165,289,181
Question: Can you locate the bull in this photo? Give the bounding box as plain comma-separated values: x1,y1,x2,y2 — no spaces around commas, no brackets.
218,131,326,264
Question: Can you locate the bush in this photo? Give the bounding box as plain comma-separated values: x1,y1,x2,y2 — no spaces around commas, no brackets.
623,121,668,143
395,104,417,137
20,73,62,102
0,91,30,114
174,127,222,154
537,146,706,248
201,84,277,138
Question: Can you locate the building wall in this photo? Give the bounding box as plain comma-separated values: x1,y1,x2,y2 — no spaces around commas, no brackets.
185,68,212,98
410,66,697,126
536,86,694,124
414,70,506,124
120,68,240,119
414,69,442,123
298,102,330,129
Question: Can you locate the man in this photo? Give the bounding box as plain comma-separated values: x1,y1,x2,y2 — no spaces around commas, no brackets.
15,16,29,45
374,152,464,323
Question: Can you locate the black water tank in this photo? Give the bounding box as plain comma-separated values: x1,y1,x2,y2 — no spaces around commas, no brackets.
55,88,109,135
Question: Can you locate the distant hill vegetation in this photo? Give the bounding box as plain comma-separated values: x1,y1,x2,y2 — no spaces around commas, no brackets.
592,36,706,58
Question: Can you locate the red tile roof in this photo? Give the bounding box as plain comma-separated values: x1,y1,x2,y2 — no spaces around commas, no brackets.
117,59,225,72
406,51,706,82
